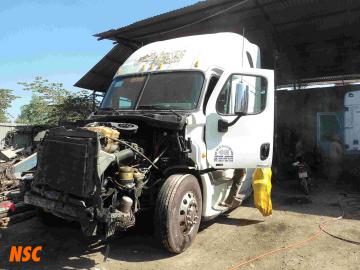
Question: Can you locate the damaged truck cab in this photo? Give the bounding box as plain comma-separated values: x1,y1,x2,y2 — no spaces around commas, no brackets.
24,33,274,253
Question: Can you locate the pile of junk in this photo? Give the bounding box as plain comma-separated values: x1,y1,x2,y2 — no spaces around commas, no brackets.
0,126,49,228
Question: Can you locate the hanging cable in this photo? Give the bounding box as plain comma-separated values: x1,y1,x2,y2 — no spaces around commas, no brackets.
139,0,251,39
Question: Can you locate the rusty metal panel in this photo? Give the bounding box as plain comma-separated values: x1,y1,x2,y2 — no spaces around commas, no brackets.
0,124,31,150
0,124,17,149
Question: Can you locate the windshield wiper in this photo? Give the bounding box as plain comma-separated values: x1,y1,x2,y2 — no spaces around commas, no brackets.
137,105,182,118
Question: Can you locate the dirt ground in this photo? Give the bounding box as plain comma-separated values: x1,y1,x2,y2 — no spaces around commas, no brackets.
0,177,359,270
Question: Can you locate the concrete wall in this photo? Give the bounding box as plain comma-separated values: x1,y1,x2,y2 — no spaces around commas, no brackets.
277,87,344,146
275,85,360,161
275,85,359,159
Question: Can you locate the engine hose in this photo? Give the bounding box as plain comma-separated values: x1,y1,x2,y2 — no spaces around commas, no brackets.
105,136,159,170
113,149,134,165
146,147,167,171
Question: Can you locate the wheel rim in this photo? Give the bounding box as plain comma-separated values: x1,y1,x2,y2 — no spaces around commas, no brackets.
179,192,199,235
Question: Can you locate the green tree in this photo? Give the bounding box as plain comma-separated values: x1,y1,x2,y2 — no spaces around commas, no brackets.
57,90,96,123
16,94,49,125
0,89,18,123
17,77,97,125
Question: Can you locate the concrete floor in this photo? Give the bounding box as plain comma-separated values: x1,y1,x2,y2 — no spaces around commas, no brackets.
0,178,359,270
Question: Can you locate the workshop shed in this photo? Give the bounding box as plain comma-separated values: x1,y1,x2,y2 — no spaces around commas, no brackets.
74,0,360,180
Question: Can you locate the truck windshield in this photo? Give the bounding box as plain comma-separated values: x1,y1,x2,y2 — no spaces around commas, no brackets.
101,71,204,111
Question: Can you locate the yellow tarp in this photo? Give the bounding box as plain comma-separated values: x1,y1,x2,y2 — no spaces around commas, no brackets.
252,168,272,216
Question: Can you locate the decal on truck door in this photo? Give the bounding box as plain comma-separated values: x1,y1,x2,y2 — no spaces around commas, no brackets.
214,145,234,163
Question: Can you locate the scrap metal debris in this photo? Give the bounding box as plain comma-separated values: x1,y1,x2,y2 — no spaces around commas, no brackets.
0,149,37,228
0,149,18,161
0,161,20,191
0,126,50,228
0,190,36,228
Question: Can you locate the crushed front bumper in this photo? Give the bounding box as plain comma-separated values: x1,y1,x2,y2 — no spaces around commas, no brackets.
24,190,98,235
24,189,135,237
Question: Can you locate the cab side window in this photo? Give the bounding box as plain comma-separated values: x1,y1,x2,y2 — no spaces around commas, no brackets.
203,76,219,114
216,79,232,114
246,52,254,68
216,74,267,115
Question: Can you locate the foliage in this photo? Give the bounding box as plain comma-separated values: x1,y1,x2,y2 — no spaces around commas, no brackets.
58,91,96,123
0,89,18,123
16,77,97,125
16,94,49,125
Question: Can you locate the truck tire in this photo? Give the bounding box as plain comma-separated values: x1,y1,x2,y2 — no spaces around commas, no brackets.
154,174,202,253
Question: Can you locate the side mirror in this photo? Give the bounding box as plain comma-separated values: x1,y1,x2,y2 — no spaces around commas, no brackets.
218,82,249,133
234,82,249,115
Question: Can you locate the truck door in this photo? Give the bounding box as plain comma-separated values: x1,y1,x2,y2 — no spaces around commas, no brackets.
205,68,274,169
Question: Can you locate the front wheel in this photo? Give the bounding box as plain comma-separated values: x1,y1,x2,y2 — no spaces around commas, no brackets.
154,174,202,253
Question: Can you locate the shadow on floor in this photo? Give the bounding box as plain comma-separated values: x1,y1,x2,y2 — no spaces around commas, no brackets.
1,176,359,269
271,176,360,220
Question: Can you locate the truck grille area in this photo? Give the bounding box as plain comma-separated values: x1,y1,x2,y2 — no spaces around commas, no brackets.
33,127,99,198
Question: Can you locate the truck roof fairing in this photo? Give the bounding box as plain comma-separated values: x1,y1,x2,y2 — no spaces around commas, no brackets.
114,32,260,78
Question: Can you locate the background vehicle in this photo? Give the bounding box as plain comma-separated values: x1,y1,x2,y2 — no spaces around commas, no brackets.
292,160,312,194
24,33,274,253
344,90,360,153
343,90,360,187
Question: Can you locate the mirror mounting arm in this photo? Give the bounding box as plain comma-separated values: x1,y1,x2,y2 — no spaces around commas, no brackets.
228,112,246,127
218,112,246,132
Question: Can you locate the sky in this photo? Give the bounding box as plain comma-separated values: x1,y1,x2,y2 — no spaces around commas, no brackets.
0,0,198,121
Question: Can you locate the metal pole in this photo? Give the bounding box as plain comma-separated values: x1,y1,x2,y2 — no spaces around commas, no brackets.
92,90,96,112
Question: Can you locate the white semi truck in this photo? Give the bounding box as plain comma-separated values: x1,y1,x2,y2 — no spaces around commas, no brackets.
24,33,274,253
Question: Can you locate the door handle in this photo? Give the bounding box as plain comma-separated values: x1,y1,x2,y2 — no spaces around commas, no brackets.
260,143,270,160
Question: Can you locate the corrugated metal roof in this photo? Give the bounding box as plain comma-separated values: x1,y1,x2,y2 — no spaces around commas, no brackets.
75,0,360,92
75,45,133,92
